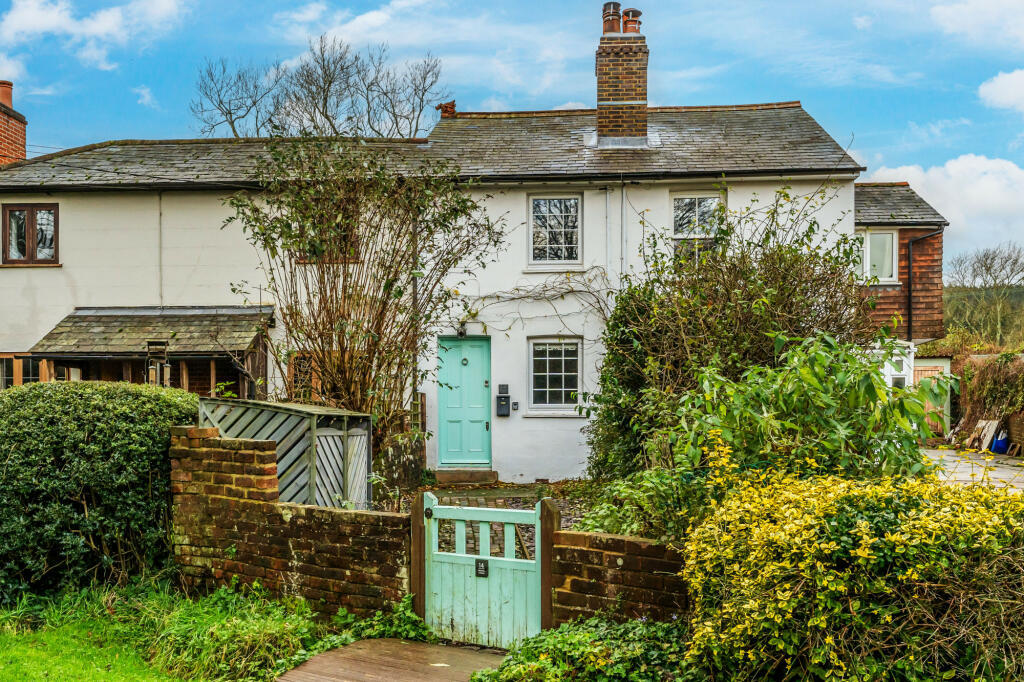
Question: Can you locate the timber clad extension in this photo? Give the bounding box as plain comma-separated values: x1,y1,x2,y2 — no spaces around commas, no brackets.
855,183,947,342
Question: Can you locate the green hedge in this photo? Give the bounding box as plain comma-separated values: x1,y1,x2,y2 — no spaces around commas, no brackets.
0,382,197,604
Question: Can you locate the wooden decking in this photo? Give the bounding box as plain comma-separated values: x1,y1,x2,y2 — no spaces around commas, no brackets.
277,639,505,682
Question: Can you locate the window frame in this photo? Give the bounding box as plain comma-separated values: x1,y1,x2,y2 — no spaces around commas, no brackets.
20,358,41,383
2,203,59,265
856,228,899,284
0,357,12,390
527,194,583,268
526,336,583,415
670,192,723,257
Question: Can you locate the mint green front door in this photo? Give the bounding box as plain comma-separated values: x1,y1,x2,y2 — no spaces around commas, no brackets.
437,337,491,468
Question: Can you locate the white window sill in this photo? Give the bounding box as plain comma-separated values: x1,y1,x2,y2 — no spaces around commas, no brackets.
522,409,587,419
869,280,902,287
523,264,586,274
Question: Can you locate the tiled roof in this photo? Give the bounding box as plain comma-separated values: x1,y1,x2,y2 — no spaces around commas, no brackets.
427,104,862,180
0,138,425,190
854,182,948,226
30,306,273,356
0,102,863,189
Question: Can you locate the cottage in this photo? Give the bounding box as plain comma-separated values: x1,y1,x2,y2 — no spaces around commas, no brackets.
0,3,946,482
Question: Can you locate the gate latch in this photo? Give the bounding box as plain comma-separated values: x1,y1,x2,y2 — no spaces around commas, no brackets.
475,558,489,578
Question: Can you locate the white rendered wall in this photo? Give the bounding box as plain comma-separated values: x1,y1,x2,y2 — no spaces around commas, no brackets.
421,176,857,481
0,190,260,354
1,176,856,482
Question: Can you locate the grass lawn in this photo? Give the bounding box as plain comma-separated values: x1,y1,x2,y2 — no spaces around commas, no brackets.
0,620,181,682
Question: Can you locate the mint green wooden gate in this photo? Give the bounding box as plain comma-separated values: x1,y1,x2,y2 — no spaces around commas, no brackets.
422,493,542,648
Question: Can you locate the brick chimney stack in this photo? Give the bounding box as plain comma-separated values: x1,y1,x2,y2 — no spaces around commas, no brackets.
0,81,27,165
596,4,648,145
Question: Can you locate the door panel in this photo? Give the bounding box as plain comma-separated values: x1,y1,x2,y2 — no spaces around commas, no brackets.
438,337,492,467
423,493,541,647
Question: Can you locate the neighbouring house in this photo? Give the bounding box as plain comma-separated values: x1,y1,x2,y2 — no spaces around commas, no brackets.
0,3,946,482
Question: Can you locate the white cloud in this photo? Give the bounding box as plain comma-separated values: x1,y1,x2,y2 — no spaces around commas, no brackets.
553,101,587,110
273,0,594,102
979,69,1024,114
26,84,59,96
931,0,1024,49
479,96,509,112
0,0,188,70
869,154,1024,257
132,84,157,109
853,15,873,30
0,53,26,80
906,117,971,145
668,5,917,87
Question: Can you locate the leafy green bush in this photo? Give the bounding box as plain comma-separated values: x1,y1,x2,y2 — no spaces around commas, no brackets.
640,335,950,478
685,474,1024,681
471,617,701,682
579,335,951,541
0,581,434,681
958,352,1024,431
0,382,198,604
586,186,876,478
333,594,434,642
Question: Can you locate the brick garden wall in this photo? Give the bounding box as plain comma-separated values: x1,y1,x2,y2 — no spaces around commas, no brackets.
550,530,688,625
170,426,410,616
169,425,688,625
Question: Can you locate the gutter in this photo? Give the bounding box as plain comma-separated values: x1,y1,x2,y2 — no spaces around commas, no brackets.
0,167,866,194
906,229,943,342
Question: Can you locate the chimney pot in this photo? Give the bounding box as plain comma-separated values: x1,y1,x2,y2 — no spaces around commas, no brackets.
622,8,642,33
602,2,622,34
436,99,456,118
0,81,12,109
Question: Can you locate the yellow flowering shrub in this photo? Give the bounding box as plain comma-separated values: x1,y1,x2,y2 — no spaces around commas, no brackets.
683,474,1024,681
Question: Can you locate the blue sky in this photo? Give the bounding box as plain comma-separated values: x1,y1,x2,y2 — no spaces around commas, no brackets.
2,0,1023,257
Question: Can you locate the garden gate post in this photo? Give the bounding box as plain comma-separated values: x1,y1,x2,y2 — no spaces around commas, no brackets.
539,498,560,630
410,491,426,619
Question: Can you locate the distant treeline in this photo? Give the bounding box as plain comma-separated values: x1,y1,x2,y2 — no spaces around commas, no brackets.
944,285,1024,349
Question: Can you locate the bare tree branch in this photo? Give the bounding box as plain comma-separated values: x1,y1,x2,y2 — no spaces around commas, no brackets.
945,242,1024,346
189,58,285,137
192,38,449,139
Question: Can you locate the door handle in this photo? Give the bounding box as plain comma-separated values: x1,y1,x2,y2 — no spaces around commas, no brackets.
485,421,490,431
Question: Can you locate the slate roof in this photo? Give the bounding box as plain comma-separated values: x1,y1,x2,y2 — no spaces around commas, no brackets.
854,182,948,226
427,104,863,180
30,306,273,356
0,102,863,190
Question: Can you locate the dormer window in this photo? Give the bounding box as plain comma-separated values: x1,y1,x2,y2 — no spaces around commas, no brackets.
3,204,58,265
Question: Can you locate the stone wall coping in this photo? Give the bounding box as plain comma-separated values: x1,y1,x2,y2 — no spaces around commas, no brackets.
553,529,668,547
274,501,410,521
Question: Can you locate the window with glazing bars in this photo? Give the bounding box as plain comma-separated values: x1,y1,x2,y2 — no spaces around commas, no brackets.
530,340,580,408
21,358,40,383
0,358,12,390
531,197,580,263
672,196,720,257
